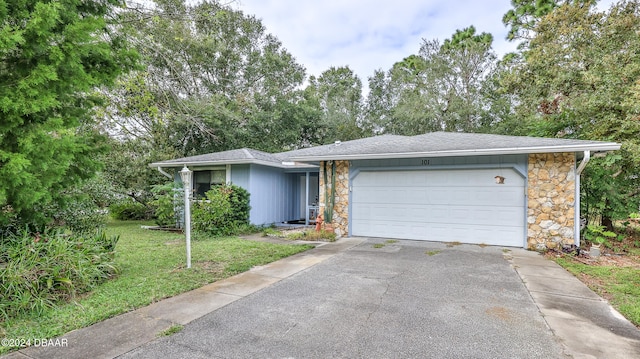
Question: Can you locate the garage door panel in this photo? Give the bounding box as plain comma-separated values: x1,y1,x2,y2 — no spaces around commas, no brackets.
351,168,525,247
356,171,428,186
353,187,429,204
474,208,523,224
352,219,523,247
354,186,523,207
353,204,523,227
353,220,414,235
356,172,522,188
430,187,523,205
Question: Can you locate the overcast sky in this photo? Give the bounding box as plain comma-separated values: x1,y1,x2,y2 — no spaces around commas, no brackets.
234,0,521,85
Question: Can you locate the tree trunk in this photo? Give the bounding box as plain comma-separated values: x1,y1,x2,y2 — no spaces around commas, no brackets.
601,216,614,232
601,198,614,231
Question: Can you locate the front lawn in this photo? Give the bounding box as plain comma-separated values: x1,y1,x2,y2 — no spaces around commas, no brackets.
554,257,640,327
0,220,312,353
549,221,640,328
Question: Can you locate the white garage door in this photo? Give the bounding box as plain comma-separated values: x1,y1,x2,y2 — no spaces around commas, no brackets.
351,168,525,247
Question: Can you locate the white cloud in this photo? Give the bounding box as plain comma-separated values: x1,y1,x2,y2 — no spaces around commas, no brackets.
235,0,520,86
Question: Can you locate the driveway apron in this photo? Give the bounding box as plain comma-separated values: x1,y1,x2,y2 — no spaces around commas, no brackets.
119,239,566,359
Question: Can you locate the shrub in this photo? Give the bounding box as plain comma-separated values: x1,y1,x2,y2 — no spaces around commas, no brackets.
228,185,250,225
0,230,119,321
191,184,251,237
151,182,182,227
1,180,109,236
584,224,617,245
50,194,107,235
78,175,120,208
109,200,150,220
192,187,234,236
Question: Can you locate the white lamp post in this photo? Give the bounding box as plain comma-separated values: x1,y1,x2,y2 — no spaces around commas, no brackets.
179,165,192,269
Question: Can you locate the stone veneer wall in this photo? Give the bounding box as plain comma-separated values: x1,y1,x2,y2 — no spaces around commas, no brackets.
527,153,576,250
318,160,350,238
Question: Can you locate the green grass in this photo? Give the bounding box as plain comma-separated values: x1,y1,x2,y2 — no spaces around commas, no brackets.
373,243,385,248
285,229,336,242
0,220,312,353
158,324,183,337
554,258,640,327
262,228,337,242
425,250,441,256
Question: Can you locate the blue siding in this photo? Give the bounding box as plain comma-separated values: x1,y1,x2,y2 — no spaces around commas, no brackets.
230,164,250,189
291,174,301,220
247,165,298,225
174,163,314,226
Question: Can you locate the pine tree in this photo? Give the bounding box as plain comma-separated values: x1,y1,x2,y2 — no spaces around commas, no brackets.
0,0,137,229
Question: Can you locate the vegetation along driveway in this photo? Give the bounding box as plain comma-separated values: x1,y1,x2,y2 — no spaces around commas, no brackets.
122,239,569,359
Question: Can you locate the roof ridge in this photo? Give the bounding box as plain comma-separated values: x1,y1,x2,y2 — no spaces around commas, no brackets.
247,148,276,155
241,148,254,159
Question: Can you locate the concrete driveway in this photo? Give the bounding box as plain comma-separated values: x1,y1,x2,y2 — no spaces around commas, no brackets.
120,239,567,359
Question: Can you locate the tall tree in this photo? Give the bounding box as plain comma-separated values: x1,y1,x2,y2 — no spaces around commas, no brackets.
501,1,640,226
0,0,136,228
372,26,499,135
308,66,367,143
502,0,596,44
97,0,314,204
364,69,394,134
108,0,308,156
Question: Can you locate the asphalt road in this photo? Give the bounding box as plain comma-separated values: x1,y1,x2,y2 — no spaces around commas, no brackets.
119,239,565,359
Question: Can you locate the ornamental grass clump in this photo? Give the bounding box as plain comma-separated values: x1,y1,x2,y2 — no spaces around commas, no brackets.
0,230,119,321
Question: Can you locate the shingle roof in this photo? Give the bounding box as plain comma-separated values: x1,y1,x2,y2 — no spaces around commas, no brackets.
149,148,315,169
285,132,621,161
150,132,620,168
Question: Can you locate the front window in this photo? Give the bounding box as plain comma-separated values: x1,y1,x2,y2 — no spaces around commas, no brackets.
193,168,226,197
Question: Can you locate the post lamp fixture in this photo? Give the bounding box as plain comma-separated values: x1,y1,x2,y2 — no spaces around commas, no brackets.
179,165,192,269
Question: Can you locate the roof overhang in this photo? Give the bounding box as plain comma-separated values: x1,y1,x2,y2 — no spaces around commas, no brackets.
149,159,318,170
287,143,621,162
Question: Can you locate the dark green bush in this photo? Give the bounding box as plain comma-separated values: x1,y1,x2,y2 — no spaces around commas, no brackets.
0,230,119,321
228,185,250,225
109,200,150,220
151,182,182,227
192,184,251,237
192,186,234,236
1,179,109,236
50,194,107,234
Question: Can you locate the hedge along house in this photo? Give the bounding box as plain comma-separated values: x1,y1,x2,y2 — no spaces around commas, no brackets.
150,132,620,250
